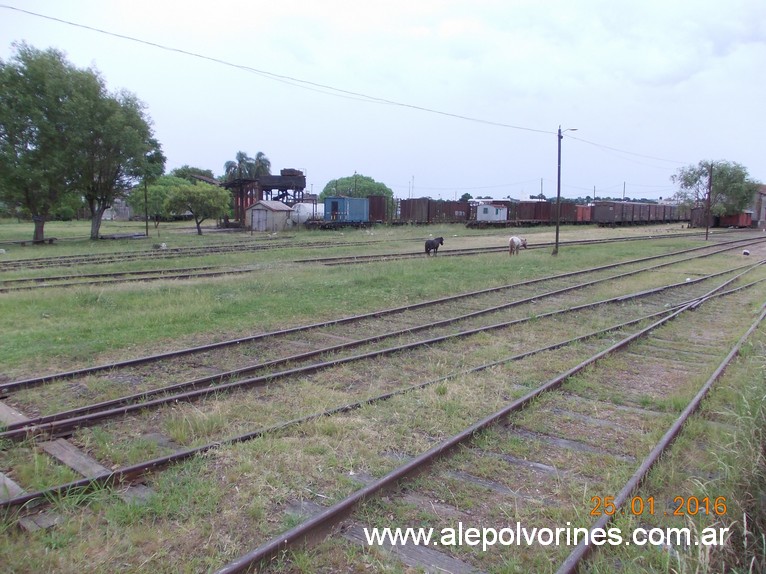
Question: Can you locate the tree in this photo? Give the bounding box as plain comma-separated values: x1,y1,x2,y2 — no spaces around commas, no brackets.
165,181,231,235
77,89,163,239
170,165,215,183
671,160,760,216
320,174,394,201
224,151,271,181
0,43,98,241
127,175,187,229
0,42,164,241
138,138,167,235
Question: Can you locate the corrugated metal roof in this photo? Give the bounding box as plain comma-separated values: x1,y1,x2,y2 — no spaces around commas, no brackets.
250,200,293,211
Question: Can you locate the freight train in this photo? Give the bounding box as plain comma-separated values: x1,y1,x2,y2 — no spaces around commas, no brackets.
468,200,691,227
308,196,691,228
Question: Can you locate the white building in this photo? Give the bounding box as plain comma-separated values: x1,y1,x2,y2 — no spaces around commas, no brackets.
246,201,293,232
475,203,508,222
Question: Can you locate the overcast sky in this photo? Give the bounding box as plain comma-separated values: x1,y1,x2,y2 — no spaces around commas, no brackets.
1,1,764,202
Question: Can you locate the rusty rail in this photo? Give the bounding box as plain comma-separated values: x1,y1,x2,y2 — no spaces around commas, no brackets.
211,269,761,573
2,237,759,395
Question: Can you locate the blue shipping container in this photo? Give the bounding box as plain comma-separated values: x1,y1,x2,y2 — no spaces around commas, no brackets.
324,196,369,223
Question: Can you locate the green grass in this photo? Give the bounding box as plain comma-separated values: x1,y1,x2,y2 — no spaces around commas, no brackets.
0,223,708,377
2,221,760,573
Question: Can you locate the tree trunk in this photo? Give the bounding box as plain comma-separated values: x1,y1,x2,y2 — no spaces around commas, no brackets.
90,207,106,239
32,215,45,242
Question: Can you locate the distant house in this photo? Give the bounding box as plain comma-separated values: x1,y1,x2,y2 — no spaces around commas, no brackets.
101,198,132,221
476,203,508,222
245,200,293,232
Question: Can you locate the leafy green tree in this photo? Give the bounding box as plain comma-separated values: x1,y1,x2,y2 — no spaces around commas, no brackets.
224,151,271,181
0,43,98,241
52,193,86,221
320,174,393,201
137,138,167,235
164,181,231,235
170,165,215,183
127,175,187,228
0,42,163,241
460,193,473,202
77,89,163,239
671,160,760,216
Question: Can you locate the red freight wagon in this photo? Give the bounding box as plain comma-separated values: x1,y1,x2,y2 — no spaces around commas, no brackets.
534,201,552,223
576,205,592,223
368,195,388,223
516,201,535,221
638,204,650,223
556,202,576,224
399,198,429,222
719,212,752,228
429,200,470,222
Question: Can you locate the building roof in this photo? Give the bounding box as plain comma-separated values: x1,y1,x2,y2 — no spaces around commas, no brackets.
190,174,221,186
248,200,293,212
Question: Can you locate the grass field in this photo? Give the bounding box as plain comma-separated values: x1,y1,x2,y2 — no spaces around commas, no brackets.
0,219,699,376
1,218,764,572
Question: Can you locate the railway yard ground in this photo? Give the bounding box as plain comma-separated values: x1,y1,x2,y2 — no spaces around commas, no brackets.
1,219,766,574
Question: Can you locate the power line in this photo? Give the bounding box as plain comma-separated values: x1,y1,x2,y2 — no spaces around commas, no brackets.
0,4,553,135
0,3,692,176
564,133,686,165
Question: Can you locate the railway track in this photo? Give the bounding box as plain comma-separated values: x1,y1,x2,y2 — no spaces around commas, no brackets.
0,228,745,274
0,244,762,461
0,237,381,272
2,236,761,394
1,236,764,572
295,229,749,266
0,264,257,292
211,268,766,573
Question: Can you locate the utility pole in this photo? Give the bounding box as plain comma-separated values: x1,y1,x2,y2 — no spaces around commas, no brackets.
705,163,713,241
144,179,149,237
553,126,577,255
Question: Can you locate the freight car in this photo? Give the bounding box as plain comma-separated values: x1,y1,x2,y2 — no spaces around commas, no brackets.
467,200,579,227
466,199,690,228
592,201,687,226
307,196,371,229
397,198,470,224
305,194,689,229
308,195,472,228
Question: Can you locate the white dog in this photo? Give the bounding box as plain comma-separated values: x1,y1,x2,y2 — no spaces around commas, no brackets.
509,236,527,256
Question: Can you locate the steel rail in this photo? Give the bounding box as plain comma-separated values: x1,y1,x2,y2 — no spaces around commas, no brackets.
302,232,762,265
2,277,758,514
212,268,754,574
555,301,766,574
0,229,754,272
0,266,255,293
0,265,220,285
4,260,763,436
0,237,409,271
2,261,762,444
1,238,757,394
0,306,678,512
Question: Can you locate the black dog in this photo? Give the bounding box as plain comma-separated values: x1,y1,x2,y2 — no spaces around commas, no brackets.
425,237,444,256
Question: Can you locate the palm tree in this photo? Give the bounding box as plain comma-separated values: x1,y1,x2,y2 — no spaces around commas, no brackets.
251,151,271,178
224,151,271,181
224,151,252,181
